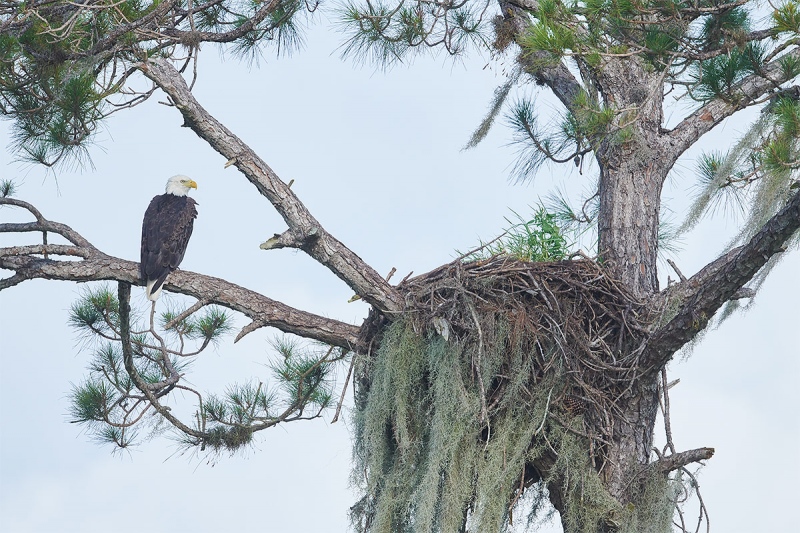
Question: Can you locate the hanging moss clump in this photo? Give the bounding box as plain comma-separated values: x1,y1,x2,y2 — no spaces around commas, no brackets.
351,256,676,533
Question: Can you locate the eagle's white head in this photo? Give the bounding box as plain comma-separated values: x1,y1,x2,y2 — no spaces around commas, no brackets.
165,175,198,196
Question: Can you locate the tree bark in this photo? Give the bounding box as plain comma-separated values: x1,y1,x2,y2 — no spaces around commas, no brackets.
596,151,663,297
139,58,404,315
0,197,361,349
594,57,667,297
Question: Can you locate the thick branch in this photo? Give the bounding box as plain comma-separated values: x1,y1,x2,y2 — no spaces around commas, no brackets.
0,204,361,349
654,447,715,474
665,48,800,163
1,253,360,349
139,58,403,315
647,187,800,369
499,0,583,113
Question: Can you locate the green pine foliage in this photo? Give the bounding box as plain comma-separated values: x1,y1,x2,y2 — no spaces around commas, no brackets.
337,0,488,65
505,89,616,182
160,305,233,344
0,0,316,167
691,43,765,101
270,346,335,409
230,0,309,63
68,285,120,338
701,7,751,51
193,338,339,453
773,1,800,34
506,98,552,180
65,283,341,454
0,179,16,198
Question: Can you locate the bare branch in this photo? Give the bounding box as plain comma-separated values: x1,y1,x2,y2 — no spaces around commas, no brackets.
138,58,403,315
654,447,715,474
164,298,210,330
666,259,687,283
2,252,361,349
1,197,96,249
0,244,91,259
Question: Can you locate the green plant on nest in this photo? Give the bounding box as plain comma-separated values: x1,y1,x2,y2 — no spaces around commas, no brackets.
465,208,570,262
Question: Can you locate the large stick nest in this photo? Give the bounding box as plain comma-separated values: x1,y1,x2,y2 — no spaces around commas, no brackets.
351,257,673,533
360,255,652,450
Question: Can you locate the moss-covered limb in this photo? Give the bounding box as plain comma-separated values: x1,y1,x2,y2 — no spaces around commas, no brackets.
0,197,97,249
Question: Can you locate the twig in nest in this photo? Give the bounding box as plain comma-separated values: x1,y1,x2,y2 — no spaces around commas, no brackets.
332,353,356,424
467,301,491,443
667,259,687,282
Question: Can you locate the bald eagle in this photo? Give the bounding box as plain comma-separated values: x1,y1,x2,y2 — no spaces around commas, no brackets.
140,175,198,301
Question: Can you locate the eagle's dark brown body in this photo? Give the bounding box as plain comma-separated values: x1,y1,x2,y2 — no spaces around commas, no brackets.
140,194,198,300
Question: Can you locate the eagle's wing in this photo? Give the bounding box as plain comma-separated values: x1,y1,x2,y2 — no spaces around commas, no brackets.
141,196,198,296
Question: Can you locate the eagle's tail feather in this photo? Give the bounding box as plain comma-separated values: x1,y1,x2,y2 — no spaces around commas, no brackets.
146,278,165,301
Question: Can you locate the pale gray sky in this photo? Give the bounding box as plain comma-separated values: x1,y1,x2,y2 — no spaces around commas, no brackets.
1,19,798,533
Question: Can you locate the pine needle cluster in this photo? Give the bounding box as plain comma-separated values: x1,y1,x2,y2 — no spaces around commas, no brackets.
0,0,315,168
66,283,342,455
337,0,490,66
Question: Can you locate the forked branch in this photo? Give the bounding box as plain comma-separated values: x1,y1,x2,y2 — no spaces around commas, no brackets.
0,198,361,349
115,281,341,452
138,58,404,315
665,48,800,163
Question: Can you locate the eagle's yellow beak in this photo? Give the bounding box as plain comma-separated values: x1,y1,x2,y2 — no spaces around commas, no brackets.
188,180,198,189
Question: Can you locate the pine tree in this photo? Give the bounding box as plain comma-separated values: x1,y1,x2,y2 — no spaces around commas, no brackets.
1,2,799,532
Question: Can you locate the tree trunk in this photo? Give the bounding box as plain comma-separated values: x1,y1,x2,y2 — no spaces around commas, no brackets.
596,149,663,297
560,59,668,526
595,59,666,298
600,376,661,502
